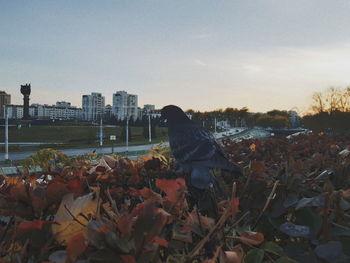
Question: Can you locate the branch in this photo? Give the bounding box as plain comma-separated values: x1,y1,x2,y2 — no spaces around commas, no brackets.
253,180,279,229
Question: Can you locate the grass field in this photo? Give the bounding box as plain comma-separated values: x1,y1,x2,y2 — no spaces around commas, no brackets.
0,125,168,152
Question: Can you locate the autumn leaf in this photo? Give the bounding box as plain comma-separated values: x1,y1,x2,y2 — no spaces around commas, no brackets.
231,198,240,215
237,231,264,246
67,177,84,196
153,236,169,247
156,178,187,203
17,220,58,234
66,232,87,263
139,187,162,201
251,161,266,175
46,181,70,205
52,190,99,245
10,182,28,202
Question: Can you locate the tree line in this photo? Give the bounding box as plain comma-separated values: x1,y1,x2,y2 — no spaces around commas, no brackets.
303,87,350,131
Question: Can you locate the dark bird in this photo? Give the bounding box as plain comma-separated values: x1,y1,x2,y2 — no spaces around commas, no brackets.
161,105,242,211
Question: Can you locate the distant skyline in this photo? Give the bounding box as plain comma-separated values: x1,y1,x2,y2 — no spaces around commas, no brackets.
2,0,350,114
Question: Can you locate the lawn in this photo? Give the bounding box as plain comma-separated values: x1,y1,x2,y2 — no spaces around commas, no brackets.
0,125,168,151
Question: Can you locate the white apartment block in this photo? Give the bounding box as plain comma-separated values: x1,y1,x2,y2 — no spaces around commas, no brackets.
6,103,82,120
6,105,35,119
112,91,138,120
82,93,105,121
34,103,83,120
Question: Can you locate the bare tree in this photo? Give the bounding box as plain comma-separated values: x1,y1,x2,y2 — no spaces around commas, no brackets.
311,87,350,113
311,92,325,113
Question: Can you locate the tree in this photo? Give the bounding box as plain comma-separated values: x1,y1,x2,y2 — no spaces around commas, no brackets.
256,114,289,128
121,123,132,142
311,87,350,113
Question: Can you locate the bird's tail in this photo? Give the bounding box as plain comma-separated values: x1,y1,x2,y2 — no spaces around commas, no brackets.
206,155,243,176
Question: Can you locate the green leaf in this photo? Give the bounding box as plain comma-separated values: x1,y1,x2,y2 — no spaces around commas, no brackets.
245,249,264,263
263,241,284,256
295,208,322,237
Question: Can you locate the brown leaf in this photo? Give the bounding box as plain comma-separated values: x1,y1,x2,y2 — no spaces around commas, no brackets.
237,231,264,246
52,190,99,245
66,232,87,263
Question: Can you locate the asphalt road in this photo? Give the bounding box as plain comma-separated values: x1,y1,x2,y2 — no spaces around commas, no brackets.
1,143,165,161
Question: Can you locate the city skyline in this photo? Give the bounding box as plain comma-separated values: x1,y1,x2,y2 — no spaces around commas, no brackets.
2,1,350,114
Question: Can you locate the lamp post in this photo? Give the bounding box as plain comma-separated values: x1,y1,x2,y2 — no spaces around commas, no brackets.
4,106,9,161
126,114,129,154
99,118,103,146
148,114,152,143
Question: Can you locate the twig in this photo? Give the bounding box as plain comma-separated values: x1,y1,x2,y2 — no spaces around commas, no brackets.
195,207,204,235
106,187,121,218
64,205,87,227
0,216,13,247
241,161,252,196
225,211,250,233
253,180,279,229
231,182,237,202
184,182,238,263
20,239,29,263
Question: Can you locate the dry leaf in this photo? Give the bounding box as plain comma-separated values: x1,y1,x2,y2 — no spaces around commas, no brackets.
52,190,99,244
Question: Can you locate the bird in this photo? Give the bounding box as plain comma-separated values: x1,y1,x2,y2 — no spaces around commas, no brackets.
161,105,242,212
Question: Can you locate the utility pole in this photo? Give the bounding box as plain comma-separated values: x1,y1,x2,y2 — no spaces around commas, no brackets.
99,118,103,146
148,114,152,143
4,106,9,161
214,117,217,133
126,115,129,154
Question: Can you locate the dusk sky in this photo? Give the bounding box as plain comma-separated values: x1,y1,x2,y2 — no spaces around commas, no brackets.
2,0,350,114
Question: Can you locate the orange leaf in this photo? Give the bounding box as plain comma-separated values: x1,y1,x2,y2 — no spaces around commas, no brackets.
153,236,169,247
238,231,264,246
67,178,84,196
156,178,186,203
17,220,58,234
139,187,162,200
4,176,21,185
231,198,239,215
251,161,266,175
66,232,87,263
10,182,28,202
121,255,137,263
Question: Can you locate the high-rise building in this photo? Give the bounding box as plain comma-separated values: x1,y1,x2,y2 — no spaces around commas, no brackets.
56,101,71,107
82,93,105,121
0,91,11,118
6,105,35,119
112,91,138,120
104,104,113,120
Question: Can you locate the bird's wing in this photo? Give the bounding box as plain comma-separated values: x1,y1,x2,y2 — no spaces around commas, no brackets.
169,124,223,163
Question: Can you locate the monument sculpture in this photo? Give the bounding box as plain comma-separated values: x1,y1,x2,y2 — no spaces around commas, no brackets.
20,83,31,120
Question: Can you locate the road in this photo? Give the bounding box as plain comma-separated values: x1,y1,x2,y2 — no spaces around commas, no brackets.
1,143,165,161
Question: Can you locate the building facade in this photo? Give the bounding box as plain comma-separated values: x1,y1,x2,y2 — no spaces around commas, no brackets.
112,91,138,120
34,103,83,120
6,105,35,119
6,103,82,120
82,93,105,121
0,91,11,118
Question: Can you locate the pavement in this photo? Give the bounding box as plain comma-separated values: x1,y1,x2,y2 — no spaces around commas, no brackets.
1,143,165,161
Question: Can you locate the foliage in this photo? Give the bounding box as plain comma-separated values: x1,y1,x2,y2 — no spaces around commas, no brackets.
1,132,350,263
303,86,350,132
22,148,72,172
256,114,290,128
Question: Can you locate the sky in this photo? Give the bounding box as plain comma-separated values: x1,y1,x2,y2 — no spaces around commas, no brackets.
1,0,350,114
